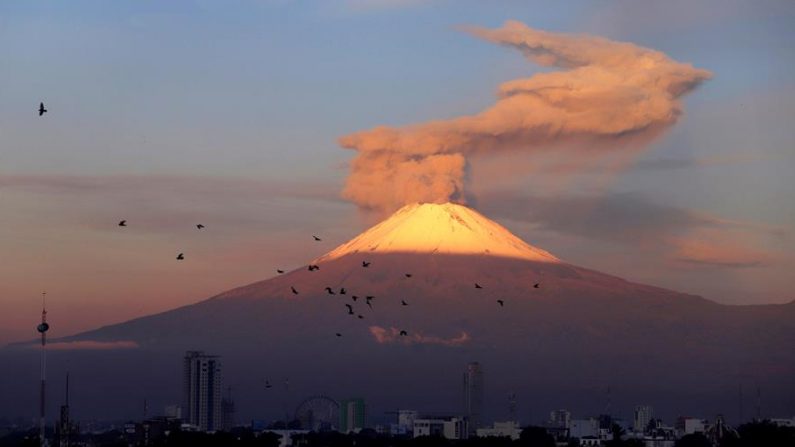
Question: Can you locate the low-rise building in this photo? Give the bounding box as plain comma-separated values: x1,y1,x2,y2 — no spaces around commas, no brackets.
475,421,521,440
570,418,599,439
413,416,468,440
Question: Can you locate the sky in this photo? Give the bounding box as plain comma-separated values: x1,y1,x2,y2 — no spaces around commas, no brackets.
1,0,794,345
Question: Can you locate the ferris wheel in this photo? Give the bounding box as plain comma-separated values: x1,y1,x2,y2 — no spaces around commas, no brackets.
294,395,340,431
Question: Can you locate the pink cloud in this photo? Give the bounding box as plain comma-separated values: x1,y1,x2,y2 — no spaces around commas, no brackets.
671,230,777,268
42,340,140,351
369,326,471,346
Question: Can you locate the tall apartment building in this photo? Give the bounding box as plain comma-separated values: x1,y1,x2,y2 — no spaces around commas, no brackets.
183,351,222,432
463,362,484,432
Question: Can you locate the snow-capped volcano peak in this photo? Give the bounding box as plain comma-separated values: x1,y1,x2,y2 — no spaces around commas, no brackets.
317,202,560,263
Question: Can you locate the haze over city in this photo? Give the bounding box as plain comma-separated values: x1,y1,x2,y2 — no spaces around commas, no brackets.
1,1,794,447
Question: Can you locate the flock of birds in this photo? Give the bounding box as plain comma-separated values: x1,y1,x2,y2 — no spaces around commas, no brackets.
39,100,543,393
118,219,202,260
276,236,541,340
40,102,203,261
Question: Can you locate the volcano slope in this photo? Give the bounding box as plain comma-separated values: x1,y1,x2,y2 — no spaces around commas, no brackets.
2,203,793,422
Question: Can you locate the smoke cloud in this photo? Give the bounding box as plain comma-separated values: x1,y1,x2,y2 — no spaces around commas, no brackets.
369,326,471,346
339,21,711,214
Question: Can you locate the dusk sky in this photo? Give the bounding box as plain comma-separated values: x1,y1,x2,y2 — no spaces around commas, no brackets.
2,0,794,345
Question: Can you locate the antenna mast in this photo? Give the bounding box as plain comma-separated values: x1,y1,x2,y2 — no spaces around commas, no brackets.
37,292,51,447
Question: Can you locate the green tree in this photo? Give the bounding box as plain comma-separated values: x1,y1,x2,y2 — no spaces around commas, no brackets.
674,433,711,447
516,426,555,447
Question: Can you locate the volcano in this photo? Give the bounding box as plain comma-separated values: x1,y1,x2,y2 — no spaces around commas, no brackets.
3,203,794,423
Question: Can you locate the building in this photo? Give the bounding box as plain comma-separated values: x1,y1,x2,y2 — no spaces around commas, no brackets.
413,416,468,440
339,398,366,433
549,409,571,429
183,351,222,432
221,397,235,431
770,417,795,428
679,418,707,436
164,404,182,419
56,374,72,447
476,421,521,440
634,405,654,433
463,362,484,432
395,410,418,435
570,418,599,439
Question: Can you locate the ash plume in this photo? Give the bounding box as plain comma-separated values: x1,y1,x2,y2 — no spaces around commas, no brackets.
339,20,711,214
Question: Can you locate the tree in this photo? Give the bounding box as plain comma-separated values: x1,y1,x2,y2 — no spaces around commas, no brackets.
517,426,555,447
674,433,711,447
735,421,795,447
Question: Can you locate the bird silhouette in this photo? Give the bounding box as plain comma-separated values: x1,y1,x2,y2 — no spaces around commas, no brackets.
401,300,408,306
196,224,205,229
313,235,321,241
365,296,374,309
475,283,483,289
176,253,184,260
497,299,504,307
265,380,272,389
335,332,342,337
399,330,408,336
405,273,412,278
534,283,540,289
340,287,346,295
362,261,370,268
351,295,359,302
325,287,336,295
357,315,364,319
38,102,47,116
276,269,284,274
118,220,127,227
344,304,354,315
291,286,298,295
309,264,320,271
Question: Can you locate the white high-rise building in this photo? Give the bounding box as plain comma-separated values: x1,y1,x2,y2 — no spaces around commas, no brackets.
634,405,654,433
549,409,571,429
397,410,418,435
183,351,222,432
463,362,484,432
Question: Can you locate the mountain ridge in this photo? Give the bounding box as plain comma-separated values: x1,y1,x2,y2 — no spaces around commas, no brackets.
1,202,792,422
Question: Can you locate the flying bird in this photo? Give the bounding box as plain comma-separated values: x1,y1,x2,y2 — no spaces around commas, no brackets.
118,220,127,227
344,304,354,315
362,261,370,268
265,380,272,389
38,102,47,116
401,300,408,306
313,235,321,241
277,269,284,274
497,299,504,307
176,253,184,260
534,283,540,289
365,296,374,309
357,315,364,319
196,224,205,229
399,330,408,336
404,273,412,278
325,287,336,295
307,264,320,271
351,295,359,302
475,283,483,289
335,333,342,337
291,286,298,295
340,287,346,295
